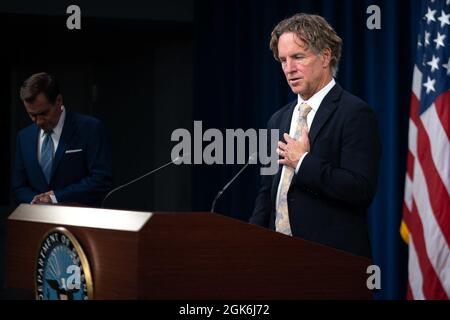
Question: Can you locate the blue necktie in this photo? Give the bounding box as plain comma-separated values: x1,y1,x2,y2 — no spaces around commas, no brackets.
40,130,54,184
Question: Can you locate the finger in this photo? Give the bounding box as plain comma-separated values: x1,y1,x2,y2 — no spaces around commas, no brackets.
278,141,287,150
283,133,293,142
277,149,287,158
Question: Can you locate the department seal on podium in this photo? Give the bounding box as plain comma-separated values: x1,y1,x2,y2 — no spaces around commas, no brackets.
35,227,93,300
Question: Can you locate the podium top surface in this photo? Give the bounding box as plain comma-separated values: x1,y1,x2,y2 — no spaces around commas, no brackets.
8,204,152,232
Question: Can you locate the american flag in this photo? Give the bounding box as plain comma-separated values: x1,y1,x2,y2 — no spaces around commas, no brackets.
401,0,450,300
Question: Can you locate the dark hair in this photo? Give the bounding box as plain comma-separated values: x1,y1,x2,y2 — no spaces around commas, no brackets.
20,72,60,104
269,13,342,76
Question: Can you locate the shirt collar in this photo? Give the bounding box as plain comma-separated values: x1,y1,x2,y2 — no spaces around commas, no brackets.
41,105,66,138
297,78,336,113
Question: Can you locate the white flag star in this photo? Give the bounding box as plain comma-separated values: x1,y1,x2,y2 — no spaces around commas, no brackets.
443,57,450,75
438,10,450,27
425,31,431,46
433,32,446,49
425,7,437,24
427,55,440,72
423,77,436,94
447,0,450,6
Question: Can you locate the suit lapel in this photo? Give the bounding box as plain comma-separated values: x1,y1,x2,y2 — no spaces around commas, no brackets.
51,112,77,179
308,83,342,147
279,103,295,139
271,101,296,201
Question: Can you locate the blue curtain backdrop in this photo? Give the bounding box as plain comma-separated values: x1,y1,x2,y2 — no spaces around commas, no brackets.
192,0,421,299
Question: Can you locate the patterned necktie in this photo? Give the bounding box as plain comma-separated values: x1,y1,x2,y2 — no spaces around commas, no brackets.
40,130,54,184
275,103,312,235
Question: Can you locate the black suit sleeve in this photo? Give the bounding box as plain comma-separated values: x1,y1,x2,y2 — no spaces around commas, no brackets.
293,105,381,208
249,118,277,227
250,168,273,227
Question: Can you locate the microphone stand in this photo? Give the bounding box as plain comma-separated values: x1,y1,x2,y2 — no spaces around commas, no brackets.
101,156,182,208
210,153,257,213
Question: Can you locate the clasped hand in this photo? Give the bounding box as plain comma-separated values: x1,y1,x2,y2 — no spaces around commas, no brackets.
31,190,55,204
276,128,310,169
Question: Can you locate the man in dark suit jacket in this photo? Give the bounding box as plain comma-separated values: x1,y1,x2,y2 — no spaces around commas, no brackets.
250,14,380,257
13,72,112,207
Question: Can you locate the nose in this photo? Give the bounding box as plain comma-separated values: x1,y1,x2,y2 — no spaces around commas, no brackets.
284,58,296,74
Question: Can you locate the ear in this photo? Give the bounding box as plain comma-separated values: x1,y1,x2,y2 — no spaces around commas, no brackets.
321,48,332,68
55,94,63,107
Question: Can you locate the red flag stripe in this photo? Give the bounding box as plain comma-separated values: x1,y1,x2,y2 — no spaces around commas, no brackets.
421,99,450,196
407,239,425,299
409,146,450,297
409,92,420,123
406,282,413,300
404,175,413,213
410,101,450,246
415,120,450,244
409,200,449,299
406,150,415,181
434,92,450,141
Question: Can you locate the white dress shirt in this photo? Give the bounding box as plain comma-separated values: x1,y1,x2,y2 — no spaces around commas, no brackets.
275,79,336,206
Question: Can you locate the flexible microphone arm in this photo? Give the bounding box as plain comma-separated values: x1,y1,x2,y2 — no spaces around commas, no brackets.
210,152,257,213
101,154,185,208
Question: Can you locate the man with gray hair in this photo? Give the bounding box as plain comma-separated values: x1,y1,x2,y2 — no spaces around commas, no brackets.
250,13,381,257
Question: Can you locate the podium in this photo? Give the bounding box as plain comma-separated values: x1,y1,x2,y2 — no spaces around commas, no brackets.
5,204,372,299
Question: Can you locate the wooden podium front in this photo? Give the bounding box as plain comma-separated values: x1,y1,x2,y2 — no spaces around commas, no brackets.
5,204,372,299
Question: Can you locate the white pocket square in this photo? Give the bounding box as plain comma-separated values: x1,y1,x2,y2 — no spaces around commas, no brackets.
65,149,83,154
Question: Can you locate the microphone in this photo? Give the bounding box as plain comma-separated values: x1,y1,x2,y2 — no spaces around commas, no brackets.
210,152,257,213
101,153,188,208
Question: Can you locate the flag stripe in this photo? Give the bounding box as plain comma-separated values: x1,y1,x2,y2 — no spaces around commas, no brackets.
434,92,450,140
406,282,414,300
404,175,413,212
408,118,418,157
412,65,422,98
421,102,450,196
411,154,450,297
409,200,448,299
413,106,450,246
407,238,425,299
406,149,415,181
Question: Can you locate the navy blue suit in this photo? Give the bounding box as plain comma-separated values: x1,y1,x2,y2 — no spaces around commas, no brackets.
250,84,381,257
13,111,113,207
